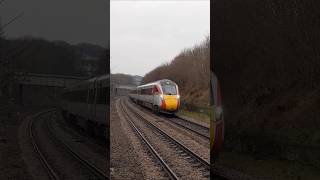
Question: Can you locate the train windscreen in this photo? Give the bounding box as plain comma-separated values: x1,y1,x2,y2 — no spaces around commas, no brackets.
161,82,177,95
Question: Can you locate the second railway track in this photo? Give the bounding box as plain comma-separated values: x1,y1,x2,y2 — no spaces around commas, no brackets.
167,115,209,139
29,110,109,180
118,98,210,179
29,110,60,180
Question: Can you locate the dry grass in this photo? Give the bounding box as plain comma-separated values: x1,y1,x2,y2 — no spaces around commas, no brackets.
177,109,210,125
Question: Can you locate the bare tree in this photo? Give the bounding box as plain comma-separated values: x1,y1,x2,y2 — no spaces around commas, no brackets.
142,36,210,107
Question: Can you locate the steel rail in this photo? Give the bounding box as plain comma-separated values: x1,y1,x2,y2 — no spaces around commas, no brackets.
163,115,209,139
119,100,179,180
124,99,210,177
128,99,210,139
46,114,109,180
29,110,60,180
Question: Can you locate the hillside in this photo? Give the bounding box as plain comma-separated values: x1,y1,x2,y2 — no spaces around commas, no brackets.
111,73,142,87
143,37,210,110
2,37,108,77
213,1,320,168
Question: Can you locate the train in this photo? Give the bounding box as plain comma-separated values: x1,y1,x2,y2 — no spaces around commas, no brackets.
129,79,180,114
211,72,224,161
60,74,109,139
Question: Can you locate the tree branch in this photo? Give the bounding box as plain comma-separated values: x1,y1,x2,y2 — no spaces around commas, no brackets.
2,12,24,30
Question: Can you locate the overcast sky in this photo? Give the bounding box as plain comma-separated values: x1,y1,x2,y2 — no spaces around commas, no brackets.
0,0,108,47
110,0,210,76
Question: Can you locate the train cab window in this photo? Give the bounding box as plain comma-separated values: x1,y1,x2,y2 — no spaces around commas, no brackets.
161,82,177,95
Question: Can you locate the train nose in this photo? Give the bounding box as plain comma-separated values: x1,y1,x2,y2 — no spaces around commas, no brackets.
163,95,179,111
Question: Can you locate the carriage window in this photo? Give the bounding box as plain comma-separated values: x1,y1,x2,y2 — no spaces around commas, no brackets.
63,89,87,103
141,87,153,95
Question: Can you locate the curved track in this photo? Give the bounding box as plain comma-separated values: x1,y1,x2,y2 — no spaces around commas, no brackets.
120,99,210,179
29,110,109,180
46,118,109,180
28,110,60,180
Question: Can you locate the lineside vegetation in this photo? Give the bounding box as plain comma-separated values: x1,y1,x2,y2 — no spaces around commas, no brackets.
143,36,210,118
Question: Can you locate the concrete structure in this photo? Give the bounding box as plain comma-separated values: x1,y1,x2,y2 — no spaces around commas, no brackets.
13,73,88,106
15,73,87,87
114,85,135,96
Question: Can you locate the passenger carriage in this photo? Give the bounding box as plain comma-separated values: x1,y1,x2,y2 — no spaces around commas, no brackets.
60,75,109,138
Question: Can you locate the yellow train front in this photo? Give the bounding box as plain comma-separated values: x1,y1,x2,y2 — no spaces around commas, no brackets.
211,72,224,161
129,79,180,114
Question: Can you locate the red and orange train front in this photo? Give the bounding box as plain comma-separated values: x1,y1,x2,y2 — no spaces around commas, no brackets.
157,81,180,113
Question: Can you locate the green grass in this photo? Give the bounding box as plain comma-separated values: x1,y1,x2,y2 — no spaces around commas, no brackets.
177,109,210,125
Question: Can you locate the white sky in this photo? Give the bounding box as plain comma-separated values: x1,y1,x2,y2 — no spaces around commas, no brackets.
1,0,108,47
110,0,210,76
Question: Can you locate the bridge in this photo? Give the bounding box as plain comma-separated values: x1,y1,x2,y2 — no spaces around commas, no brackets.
113,85,135,96
15,73,88,87
12,73,89,105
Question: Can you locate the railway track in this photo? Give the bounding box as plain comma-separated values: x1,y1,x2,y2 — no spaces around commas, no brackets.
128,99,209,140
29,110,109,180
119,99,210,179
171,115,209,139
158,114,209,140
28,110,60,180
119,100,179,180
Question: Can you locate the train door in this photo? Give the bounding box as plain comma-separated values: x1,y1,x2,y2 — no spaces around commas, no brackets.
152,85,158,105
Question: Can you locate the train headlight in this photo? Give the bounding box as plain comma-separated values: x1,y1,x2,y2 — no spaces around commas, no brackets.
215,106,223,120
177,95,180,99
160,94,164,99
